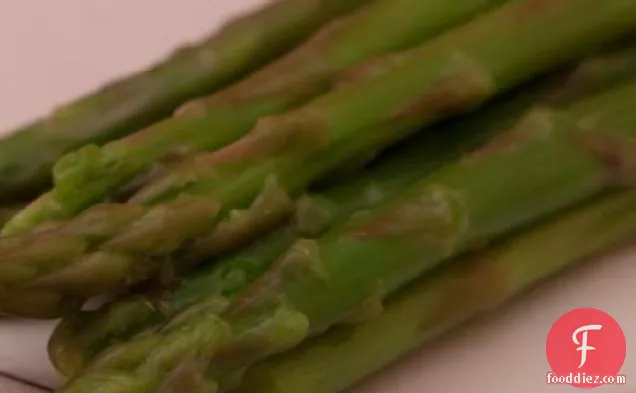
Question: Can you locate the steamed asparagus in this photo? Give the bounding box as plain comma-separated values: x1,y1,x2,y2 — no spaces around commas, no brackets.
57,82,636,393
0,0,634,318
48,98,499,378
5,0,504,234
0,0,367,204
48,41,636,376
235,189,636,393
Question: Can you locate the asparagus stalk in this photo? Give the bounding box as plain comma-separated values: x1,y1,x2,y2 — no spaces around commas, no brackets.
0,0,368,205
0,0,635,317
48,41,636,376
57,82,636,393
235,189,636,393
4,0,505,235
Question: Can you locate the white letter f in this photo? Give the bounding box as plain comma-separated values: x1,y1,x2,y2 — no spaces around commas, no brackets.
573,324,603,368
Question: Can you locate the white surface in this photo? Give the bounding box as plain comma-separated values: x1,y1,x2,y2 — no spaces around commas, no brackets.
0,1,634,392
0,375,45,393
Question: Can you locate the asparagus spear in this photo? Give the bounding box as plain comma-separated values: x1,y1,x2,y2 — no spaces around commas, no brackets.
4,0,506,235
57,82,636,393
48,42,636,376
1,0,635,317
0,0,371,205
235,189,636,393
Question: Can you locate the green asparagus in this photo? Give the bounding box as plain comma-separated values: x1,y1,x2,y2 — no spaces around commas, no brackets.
48,99,498,378
0,0,368,205
57,82,636,393
0,0,634,318
235,189,636,393
5,0,505,234
47,40,636,376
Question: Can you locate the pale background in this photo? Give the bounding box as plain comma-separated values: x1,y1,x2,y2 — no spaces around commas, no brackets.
0,1,634,392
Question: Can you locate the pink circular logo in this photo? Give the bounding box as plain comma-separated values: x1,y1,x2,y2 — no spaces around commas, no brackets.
546,308,626,388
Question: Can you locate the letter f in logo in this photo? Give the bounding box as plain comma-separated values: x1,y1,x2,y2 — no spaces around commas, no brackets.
573,324,603,368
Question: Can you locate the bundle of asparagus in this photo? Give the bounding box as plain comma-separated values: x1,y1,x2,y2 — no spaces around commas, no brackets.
48,40,636,378
52,78,636,393
0,0,634,392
